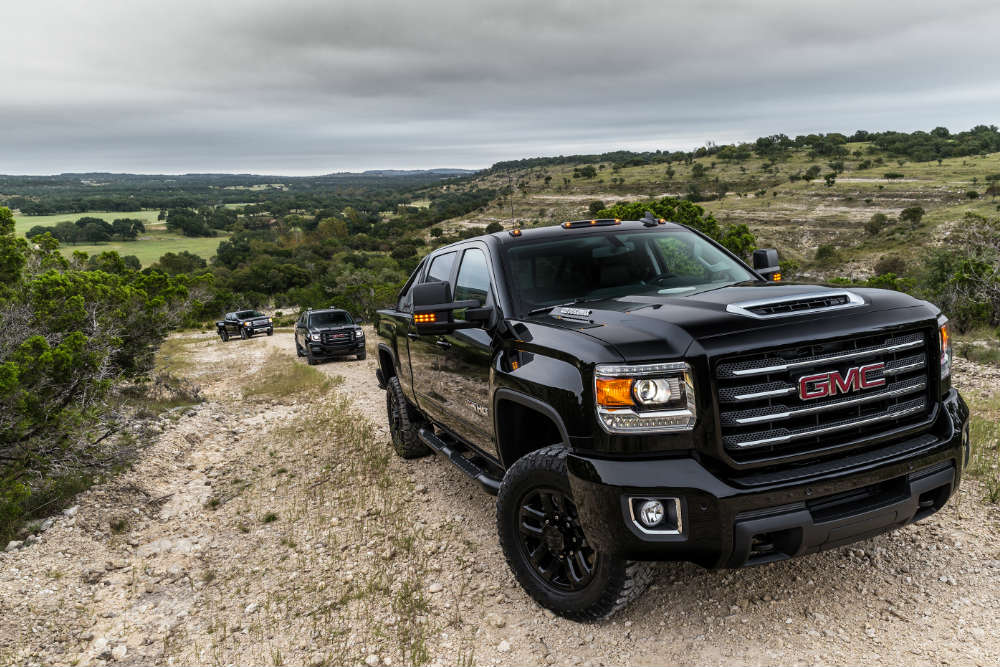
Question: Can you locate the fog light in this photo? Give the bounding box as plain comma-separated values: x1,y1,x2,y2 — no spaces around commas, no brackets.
638,500,664,527
628,497,682,535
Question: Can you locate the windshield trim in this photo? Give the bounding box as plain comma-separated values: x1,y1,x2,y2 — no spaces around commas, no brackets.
499,226,759,319
309,311,353,328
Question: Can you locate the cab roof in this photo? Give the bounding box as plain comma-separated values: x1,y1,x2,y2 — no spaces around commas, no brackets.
491,218,685,246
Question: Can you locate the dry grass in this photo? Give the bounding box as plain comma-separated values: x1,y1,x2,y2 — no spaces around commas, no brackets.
182,392,438,666
966,393,1000,503
241,351,338,400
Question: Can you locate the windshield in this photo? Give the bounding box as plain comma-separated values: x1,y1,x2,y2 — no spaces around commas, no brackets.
503,228,757,316
309,311,353,327
236,310,265,319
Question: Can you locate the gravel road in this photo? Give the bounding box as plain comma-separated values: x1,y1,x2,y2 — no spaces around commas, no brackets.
1,329,998,666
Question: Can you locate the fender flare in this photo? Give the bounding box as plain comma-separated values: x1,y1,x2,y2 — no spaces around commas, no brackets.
492,388,571,468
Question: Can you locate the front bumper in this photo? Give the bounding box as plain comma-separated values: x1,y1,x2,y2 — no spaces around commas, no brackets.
309,341,365,356
567,389,969,568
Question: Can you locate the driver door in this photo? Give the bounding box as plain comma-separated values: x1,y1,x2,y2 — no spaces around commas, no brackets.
437,246,497,456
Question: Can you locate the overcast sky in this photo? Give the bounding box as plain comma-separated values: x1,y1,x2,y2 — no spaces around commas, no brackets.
3,0,999,175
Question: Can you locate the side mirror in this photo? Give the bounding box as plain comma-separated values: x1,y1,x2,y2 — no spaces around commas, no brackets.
354,317,365,326
752,248,782,281
412,281,483,334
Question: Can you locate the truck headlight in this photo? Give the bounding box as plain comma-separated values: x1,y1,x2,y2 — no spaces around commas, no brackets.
594,362,696,433
244,321,251,327
310,333,322,341
938,318,952,380
355,327,364,337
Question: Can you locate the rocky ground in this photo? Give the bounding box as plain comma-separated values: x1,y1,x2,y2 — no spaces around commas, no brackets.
2,330,999,666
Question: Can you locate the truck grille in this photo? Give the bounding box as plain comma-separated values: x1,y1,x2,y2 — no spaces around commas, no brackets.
714,328,934,464
321,330,354,345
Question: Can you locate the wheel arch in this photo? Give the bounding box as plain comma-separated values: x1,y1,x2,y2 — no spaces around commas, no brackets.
493,388,571,469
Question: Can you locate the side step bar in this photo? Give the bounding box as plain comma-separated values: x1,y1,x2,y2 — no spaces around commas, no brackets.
417,427,501,495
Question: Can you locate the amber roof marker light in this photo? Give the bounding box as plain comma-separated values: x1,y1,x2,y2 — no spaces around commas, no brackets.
562,219,622,229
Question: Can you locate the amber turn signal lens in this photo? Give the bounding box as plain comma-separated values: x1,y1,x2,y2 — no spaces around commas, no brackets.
414,312,436,323
772,272,782,281
596,377,635,407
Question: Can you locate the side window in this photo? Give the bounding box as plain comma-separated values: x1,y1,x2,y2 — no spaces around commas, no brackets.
425,251,456,284
454,248,491,304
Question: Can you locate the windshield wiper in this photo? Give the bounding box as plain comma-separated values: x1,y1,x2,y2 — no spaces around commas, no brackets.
525,298,600,317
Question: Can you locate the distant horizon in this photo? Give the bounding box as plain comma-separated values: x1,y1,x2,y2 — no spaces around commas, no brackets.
0,167,483,178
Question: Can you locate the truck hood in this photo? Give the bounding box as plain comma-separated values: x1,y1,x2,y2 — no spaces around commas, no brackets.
527,283,937,361
310,325,357,333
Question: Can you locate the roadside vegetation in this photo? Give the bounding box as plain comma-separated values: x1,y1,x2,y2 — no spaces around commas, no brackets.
0,206,211,544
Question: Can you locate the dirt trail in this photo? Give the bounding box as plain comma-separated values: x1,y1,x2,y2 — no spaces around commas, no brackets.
2,329,999,666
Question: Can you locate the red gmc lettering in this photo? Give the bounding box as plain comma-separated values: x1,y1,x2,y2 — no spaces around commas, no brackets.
798,362,885,400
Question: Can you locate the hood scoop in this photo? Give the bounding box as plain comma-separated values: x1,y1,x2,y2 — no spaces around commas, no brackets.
725,290,864,319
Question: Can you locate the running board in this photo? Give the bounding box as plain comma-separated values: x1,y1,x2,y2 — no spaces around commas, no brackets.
417,427,501,495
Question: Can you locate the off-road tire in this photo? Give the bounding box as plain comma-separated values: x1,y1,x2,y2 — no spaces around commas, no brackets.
219,329,229,342
266,329,274,336
240,327,249,340
296,340,305,357
497,445,653,621
386,376,431,458
307,349,318,365
357,348,367,361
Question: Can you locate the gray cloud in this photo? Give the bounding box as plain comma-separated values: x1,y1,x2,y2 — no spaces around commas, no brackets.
2,0,998,174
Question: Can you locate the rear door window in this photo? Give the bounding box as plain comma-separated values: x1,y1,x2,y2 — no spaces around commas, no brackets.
454,248,491,304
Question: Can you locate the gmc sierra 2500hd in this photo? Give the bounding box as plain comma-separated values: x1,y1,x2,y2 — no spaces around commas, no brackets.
374,215,969,621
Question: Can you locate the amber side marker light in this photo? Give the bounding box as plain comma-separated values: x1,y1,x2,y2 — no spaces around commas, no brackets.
509,228,522,237
772,272,783,281
414,313,436,323
596,377,635,407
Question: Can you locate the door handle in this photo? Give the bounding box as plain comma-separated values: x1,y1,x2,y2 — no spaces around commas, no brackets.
435,339,453,350
406,333,419,340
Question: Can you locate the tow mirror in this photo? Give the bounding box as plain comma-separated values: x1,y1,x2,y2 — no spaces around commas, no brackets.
354,317,365,325
412,281,484,334
752,248,782,281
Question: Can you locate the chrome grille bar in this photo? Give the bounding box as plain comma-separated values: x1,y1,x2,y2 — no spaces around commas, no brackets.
716,333,924,378
721,377,927,426
723,398,927,449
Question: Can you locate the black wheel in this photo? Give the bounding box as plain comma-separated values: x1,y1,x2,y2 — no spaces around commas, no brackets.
240,327,248,340
357,348,367,361
266,329,273,336
219,329,229,342
497,445,653,621
386,376,431,458
307,349,318,365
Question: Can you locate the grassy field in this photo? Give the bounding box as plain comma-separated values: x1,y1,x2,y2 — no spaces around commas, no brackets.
54,232,225,266
13,210,224,265
13,210,164,236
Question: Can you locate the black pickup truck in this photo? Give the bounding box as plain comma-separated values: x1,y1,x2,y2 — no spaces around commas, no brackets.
294,307,366,364
216,310,273,341
374,216,969,621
